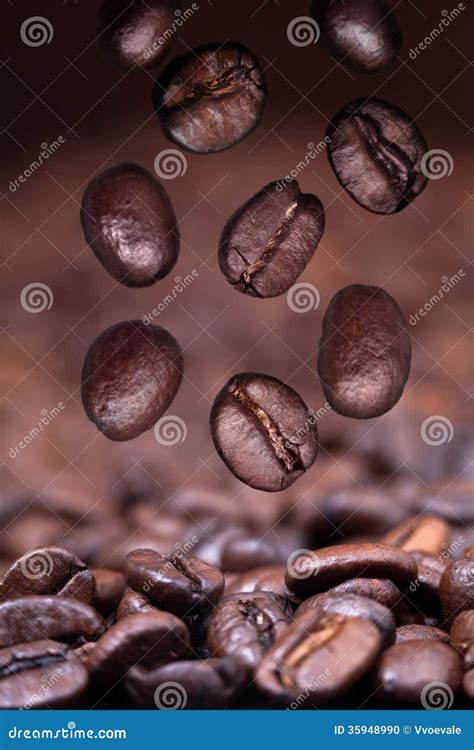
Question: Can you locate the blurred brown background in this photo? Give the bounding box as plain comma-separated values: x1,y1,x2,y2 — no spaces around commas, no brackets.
1,0,472,552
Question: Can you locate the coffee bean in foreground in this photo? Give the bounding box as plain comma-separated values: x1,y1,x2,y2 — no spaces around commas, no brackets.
327,98,428,214
152,42,266,153
97,0,178,70
218,180,324,298
81,163,179,287
311,0,402,74
210,372,318,491
318,284,411,418
81,320,183,440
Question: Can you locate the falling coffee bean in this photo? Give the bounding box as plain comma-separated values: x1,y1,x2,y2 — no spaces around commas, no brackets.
218,180,324,298
81,163,179,288
311,0,402,74
327,98,428,214
81,320,183,441
210,372,318,491
97,0,178,70
318,284,411,418
152,42,267,153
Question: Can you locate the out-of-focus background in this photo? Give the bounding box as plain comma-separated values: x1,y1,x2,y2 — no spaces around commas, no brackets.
1,0,472,569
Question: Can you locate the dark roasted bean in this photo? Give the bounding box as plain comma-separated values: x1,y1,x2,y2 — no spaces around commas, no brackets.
218,180,324,298
395,625,450,644
81,320,183,441
440,558,474,625
81,163,179,287
382,515,450,556
210,372,318,492
256,611,381,706
124,548,224,616
117,588,155,619
311,0,402,74
327,578,402,610
224,566,288,599
92,569,126,615
318,284,411,418
153,42,266,153
450,610,474,654
327,98,427,214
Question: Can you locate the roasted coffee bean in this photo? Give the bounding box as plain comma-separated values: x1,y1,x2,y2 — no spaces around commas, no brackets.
285,543,417,599
410,551,446,600
117,588,155,619
256,611,381,706
311,0,402,74
124,548,224,616
373,640,463,704
218,180,324,298
86,611,191,683
318,285,411,418
296,592,396,647
153,42,266,153
463,668,474,702
395,625,450,644
224,566,288,599
92,569,126,615
207,592,292,672
0,546,94,604
450,610,474,653
221,534,290,573
0,640,89,710
97,0,177,70
0,596,104,647
440,558,474,625
327,578,402,610
327,98,427,214
465,547,474,560
81,163,179,287
210,372,318,492
125,657,247,708
382,515,450,556
81,320,183,441
320,485,411,537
